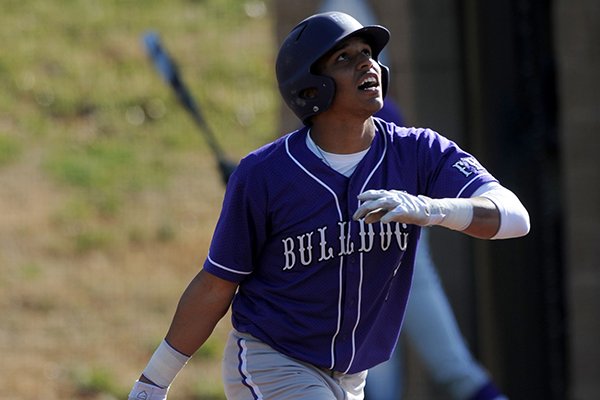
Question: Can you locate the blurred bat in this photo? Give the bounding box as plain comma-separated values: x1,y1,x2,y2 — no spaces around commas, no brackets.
142,31,237,185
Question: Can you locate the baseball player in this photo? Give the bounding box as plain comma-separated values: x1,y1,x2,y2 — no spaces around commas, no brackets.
128,11,529,400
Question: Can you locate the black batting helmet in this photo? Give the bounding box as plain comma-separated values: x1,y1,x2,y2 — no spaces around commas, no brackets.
276,12,390,125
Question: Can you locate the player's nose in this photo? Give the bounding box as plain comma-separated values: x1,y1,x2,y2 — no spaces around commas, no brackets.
356,54,377,73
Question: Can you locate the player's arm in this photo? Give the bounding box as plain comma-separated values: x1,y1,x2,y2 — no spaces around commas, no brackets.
462,181,530,239
353,182,530,240
128,269,238,399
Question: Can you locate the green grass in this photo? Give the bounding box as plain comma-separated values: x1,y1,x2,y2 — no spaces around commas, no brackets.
71,366,123,399
0,134,22,166
0,0,276,398
44,138,171,216
1,0,276,249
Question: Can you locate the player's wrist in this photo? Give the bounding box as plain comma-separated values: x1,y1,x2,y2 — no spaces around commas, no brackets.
139,374,159,385
141,339,191,390
422,197,473,231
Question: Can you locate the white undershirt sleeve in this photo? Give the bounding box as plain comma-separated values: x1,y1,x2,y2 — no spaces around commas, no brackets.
471,182,530,239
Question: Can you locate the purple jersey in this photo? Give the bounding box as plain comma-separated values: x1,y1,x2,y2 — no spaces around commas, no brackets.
203,118,497,373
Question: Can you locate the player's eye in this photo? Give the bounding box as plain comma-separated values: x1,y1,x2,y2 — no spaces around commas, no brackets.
335,52,350,62
335,48,372,63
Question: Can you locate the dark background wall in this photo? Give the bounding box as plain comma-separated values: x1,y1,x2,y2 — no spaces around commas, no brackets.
555,1,600,399
459,1,565,398
274,1,599,399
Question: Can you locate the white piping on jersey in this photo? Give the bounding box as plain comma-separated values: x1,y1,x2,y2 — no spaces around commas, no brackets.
359,123,389,195
332,257,344,370
238,338,264,399
343,252,365,374
285,129,389,373
344,127,388,373
285,134,345,370
207,253,252,275
456,175,481,198
285,135,344,219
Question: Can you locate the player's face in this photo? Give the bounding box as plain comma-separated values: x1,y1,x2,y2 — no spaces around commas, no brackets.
314,37,384,119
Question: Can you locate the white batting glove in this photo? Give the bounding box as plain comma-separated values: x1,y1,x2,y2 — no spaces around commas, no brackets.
353,189,474,232
353,190,445,225
128,380,169,400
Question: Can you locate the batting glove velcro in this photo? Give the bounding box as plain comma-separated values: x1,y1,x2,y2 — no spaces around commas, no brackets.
128,380,169,400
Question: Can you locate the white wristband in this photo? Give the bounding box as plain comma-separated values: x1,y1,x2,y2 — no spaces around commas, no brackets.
425,197,473,231
143,340,190,389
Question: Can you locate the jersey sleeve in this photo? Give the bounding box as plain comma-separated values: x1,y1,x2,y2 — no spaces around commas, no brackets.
202,154,267,283
416,128,498,199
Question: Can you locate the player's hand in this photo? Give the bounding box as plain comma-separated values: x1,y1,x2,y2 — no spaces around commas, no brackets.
128,380,169,400
353,190,444,226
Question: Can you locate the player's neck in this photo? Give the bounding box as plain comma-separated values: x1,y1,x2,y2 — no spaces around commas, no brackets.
310,117,376,154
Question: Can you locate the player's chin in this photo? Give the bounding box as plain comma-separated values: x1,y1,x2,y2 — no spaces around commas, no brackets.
362,94,384,114
362,89,384,105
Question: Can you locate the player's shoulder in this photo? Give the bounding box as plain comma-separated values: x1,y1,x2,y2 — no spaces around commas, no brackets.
374,118,440,143
235,129,299,177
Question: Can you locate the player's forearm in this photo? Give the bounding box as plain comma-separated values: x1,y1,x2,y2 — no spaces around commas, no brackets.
420,196,500,239
425,194,529,239
135,270,237,388
164,270,236,355
460,197,500,239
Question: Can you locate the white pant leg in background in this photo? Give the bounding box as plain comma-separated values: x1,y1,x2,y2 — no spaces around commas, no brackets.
363,341,405,400
365,229,491,400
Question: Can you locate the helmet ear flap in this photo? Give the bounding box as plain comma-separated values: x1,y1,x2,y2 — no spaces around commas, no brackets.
288,75,335,125
380,63,390,98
